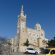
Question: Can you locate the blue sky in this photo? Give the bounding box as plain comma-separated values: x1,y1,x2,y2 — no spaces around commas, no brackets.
0,0,55,39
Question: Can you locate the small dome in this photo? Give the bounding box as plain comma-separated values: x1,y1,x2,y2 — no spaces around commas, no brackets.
35,23,41,27
35,23,41,30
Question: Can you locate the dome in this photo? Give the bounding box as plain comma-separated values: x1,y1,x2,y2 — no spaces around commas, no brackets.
35,23,41,27
35,23,41,30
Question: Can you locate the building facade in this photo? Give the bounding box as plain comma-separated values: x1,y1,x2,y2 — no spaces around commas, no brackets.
10,5,48,52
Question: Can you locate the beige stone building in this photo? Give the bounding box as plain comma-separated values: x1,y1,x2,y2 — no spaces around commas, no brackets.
10,5,48,52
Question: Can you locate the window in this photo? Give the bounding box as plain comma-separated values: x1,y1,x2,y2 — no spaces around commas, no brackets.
27,48,34,50
41,33,43,36
37,35,38,37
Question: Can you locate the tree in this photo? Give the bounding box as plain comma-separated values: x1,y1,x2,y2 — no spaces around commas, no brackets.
47,37,55,47
23,39,29,47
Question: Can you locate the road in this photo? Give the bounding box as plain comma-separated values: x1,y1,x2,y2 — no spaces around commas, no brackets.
11,52,46,55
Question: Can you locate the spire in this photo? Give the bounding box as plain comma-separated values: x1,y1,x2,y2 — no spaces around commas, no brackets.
20,5,24,15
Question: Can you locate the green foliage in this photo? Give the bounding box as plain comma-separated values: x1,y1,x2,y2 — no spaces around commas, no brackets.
23,39,29,46
8,42,11,45
47,37,55,47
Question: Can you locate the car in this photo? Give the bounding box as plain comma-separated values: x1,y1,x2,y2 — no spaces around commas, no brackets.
25,48,38,54
41,48,55,55
46,49,55,55
40,49,50,54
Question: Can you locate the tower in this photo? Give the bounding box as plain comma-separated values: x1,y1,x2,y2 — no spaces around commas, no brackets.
17,5,27,52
